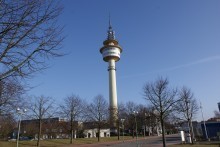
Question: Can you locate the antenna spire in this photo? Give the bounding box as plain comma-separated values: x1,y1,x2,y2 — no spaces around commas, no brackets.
107,14,115,40
109,14,112,30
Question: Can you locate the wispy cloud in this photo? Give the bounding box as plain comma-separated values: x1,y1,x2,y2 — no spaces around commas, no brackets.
119,55,220,79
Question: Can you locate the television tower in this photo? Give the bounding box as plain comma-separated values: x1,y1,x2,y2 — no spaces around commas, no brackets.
100,18,122,129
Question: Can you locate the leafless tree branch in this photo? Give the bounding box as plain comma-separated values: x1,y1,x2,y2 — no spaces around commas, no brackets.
0,0,64,80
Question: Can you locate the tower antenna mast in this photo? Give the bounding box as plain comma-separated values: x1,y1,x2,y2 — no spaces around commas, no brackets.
109,14,112,29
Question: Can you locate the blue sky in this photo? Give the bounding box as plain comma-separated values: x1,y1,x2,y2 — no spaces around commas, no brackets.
28,0,220,121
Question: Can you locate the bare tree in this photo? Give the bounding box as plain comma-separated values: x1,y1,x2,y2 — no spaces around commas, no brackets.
118,102,127,120
0,78,25,115
28,96,55,147
143,77,178,147
0,0,64,80
124,101,138,138
136,104,150,137
0,78,27,141
175,87,199,143
85,95,108,142
125,101,138,115
59,95,84,144
0,113,16,140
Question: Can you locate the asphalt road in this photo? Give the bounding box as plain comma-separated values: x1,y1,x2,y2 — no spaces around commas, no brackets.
76,134,181,147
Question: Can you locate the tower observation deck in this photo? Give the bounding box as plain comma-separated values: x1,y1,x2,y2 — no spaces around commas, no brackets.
100,19,122,129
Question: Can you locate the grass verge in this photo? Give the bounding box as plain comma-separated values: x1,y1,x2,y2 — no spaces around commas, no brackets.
0,136,134,147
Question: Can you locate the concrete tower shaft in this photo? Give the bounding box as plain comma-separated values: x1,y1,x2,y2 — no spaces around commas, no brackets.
108,59,118,128
108,59,117,108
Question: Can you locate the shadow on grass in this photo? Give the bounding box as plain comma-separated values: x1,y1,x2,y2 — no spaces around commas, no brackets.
44,139,70,145
18,139,70,147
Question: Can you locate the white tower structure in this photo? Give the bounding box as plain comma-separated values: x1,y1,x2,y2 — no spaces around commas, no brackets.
100,19,122,129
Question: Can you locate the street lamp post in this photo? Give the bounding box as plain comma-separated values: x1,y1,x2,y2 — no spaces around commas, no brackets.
190,114,195,142
185,100,192,143
121,118,125,142
145,113,152,137
16,107,27,147
133,111,138,146
186,100,195,143
144,113,146,138
200,102,209,140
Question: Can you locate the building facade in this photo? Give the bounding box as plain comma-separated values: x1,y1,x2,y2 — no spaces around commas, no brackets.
84,128,110,138
201,118,220,140
19,117,110,139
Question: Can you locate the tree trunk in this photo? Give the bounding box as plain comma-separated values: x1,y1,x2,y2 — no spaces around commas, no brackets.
132,129,134,138
70,119,73,144
37,119,41,147
160,116,166,147
70,130,73,144
189,119,194,144
117,119,120,140
98,126,100,142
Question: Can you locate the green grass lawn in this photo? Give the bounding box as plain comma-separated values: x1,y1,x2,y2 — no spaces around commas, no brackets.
0,136,134,147
2,137,220,147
